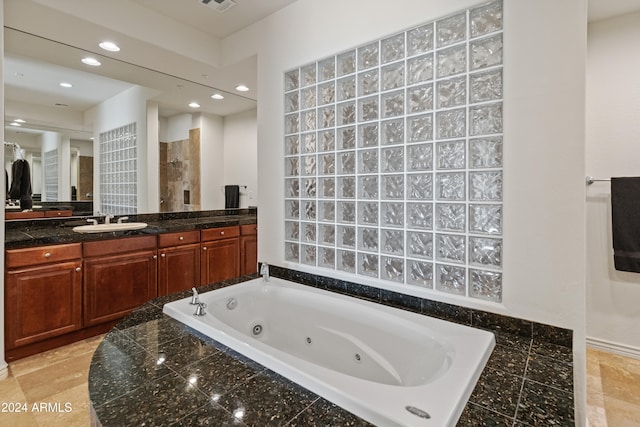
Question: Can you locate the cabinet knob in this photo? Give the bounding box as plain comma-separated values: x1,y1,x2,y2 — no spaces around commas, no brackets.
153,255,158,260
179,236,184,241
161,253,166,257
75,267,81,272
221,231,225,235
203,246,207,251
44,252,52,258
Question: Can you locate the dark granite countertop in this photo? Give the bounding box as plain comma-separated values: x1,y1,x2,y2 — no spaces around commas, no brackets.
88,270,576,427
5,209,257,249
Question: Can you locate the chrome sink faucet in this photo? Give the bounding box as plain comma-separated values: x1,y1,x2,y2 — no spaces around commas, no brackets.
260,262,269,282
104,213,114,224
117,216,129,224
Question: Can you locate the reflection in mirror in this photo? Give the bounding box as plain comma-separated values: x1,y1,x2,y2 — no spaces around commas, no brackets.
4,27,258,216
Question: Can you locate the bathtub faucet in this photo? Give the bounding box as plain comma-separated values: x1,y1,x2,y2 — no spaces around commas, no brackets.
189,287,200,305
260,263,269,282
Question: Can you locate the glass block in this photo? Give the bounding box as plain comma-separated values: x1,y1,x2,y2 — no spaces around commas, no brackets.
470,137,502,168
381,119,404,145
319,201,335,222
285,135,299,156
470,237,502,268
303,178,316,198
301,64,316,86
338,127,356,150
381,33,405,64
381,91,404,118
285,113,299,134
285,200,299,219
318,82,336,105
338,176,356,198
407,202,433,230
382,175,404,199
319,224,335,246
338,151,355,175
436,44,466,78
285,242,299,262
319,130,336,152
469,171,502,201
381,62,404,91
319,57,336,81
358,124,379,148
470,69,502,103
303,133,316,153
359,176,378,199
319,177,335,198
303,201,316,221
337,250,356,273
302,244,316,266
285,69,299,91
358,96,378,122
319,154,335,175
337,76,356,101
407,144,433,171
470,103,503,136
381,229,404,255
358,149,379,174
470,34,503,70
382,202,405,228
436,12,466,47
437,234,465,263
408,114,433,142
381,147,404,173
358,253,379,278
358,70,379,96
407,84,433,114
436,264,466,295
436,172,466,201
407,260,433,287
337,102,356,126
337,201,356,224
407,173,433,200
301,155,316,175
285,157,299,177
301,110,316,132
358,227,379,252
469,204,502,234
337,50,356,76
470,0,503,37
382,256,404,282
470,269,502,302
436,109,466,139
408,54,434,84
358,202,379,225
407,23,434,56
436,140,465,170
337,225,356,248
319,247,336,269
301,87,317,110
437,77,466,109
407,231,433,259
285,178,299,198
285,91,299,113
285,221,299,241
358,42,379,70
303,222,316,242
436,203,466,232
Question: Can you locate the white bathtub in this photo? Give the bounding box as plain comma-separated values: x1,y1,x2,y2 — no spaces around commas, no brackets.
163,277,495,426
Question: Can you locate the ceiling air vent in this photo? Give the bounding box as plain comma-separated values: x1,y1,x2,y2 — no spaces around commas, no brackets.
200,0,237,13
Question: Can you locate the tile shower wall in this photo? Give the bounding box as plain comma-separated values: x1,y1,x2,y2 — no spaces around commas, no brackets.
283,1,503,302
99,122,138,215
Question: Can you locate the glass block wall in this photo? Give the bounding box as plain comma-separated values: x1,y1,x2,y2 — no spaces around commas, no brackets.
43,149,58,201
283,1,503,302
99,122,138,215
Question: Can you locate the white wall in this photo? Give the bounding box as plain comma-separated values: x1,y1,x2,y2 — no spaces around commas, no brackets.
223,109,257,208
198,113,225,209
0,0,7,380
586,11,640,355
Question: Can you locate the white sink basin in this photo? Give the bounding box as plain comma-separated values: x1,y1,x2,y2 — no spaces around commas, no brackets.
72,222,148,233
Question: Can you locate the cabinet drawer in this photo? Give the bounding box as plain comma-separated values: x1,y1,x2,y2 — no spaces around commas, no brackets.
44,210,73,218
201,226,239,242
6,243,82,268
240,223,258,235
158,230,200,248
5,211,45,220
83,235,157,258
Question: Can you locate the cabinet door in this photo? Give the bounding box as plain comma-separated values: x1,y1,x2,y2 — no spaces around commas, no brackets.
83,250,157,326
5,261,83,349
200,238,240,285
158,243,201,296
240,235,258,275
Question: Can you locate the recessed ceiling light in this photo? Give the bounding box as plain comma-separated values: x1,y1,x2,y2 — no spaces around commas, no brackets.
211,93,224,100
188,102,200,108
14,119,25,123
10,122,22,127
82,57,101,66
99,41,120,52
235,85,249,92
60,82,73,88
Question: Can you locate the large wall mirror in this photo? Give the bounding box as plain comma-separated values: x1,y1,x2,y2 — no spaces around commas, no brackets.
4,27,258,215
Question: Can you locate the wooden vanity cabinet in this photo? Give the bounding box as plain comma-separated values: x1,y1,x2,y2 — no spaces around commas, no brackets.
240,224,258,275
200,226,240,285
82,236,157,326
5,243,83,350
157,230,201,296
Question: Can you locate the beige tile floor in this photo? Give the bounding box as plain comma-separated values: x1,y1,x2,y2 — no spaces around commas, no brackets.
0,338,638,426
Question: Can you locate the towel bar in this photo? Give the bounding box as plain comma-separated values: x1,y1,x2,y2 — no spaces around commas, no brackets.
586,176,610,186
